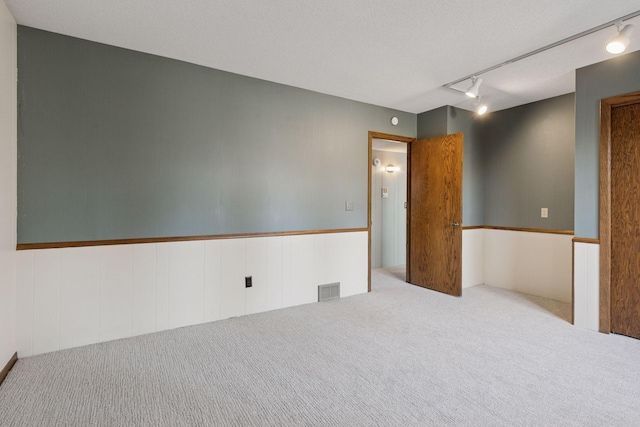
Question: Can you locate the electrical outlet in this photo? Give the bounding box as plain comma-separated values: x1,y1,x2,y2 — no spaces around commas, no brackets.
245,276,252,288
541,208,548,218
345,201,354,211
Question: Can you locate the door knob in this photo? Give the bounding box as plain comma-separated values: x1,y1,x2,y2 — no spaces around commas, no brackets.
451,222,460,228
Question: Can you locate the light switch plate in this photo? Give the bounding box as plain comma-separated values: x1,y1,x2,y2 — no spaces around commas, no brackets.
541,208,548,218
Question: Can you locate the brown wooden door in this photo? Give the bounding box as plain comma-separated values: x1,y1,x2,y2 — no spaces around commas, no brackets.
611,102,640,339
407,133,463,296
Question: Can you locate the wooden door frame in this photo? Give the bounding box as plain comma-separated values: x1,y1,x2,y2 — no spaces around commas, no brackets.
368,131,416,291
598,91,640,333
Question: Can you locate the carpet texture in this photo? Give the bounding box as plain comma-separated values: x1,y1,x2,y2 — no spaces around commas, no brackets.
1,269,639,426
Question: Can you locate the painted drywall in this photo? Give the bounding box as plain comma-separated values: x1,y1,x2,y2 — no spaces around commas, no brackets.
417,106,447,140
17,26,416,244
371,149,406,268
575,50,640,238
483,229,572,303
0,0,17,365
448,106,483,226
482,94,575,230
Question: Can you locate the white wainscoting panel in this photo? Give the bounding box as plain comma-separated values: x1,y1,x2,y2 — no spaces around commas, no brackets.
220,238,246,320
203,240,222,323
155,243,170,332
483,229,573,303
245,238,268,315
132,244,157,336
573,242,599,331
341,232,369,298
266,237,284,311
16,251,33,357
32,250,60,355
168,241,205,329
99,245,133,342
59,247,101,350
16,231,368,356
290,235,316,306
462,229,483,289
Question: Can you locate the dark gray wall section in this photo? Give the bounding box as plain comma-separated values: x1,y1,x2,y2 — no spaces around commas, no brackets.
417,106,447,139
482,93,575,230
447,107,483,226
17,27,416,243
575,50,640,238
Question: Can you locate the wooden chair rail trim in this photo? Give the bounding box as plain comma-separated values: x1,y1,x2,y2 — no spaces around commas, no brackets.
17,228,369,250
572,237,600,244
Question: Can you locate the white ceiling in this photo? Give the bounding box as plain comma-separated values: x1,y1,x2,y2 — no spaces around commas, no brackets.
6,1,640,114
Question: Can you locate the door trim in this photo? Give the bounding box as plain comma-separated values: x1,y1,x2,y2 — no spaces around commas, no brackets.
368,132,416,291
599,91,640,333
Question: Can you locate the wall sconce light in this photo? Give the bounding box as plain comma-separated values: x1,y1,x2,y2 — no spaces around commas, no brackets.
373,158,381,167
386,165,400,173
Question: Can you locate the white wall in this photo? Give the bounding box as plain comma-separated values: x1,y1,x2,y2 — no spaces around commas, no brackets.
573,242,599,331
462,229,483,289
483,229,573,303
16,231,368,356
0,0,17,366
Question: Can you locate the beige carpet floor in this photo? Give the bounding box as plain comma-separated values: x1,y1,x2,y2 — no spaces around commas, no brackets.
0,268,638,426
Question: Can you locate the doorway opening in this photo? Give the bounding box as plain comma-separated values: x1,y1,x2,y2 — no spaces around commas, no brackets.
371,138,408,282
367,132,414,292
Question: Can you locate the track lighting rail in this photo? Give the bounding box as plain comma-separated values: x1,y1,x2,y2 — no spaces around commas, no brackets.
443,9,640,89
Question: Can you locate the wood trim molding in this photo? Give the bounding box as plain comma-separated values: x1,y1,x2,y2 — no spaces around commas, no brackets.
599,91,640,334
461,225,484,230
571,241,575,325
572,237,600,244
0,352,18,387
17,228,369,251
368,131,415,144
471,225,574,235
600,98,613,334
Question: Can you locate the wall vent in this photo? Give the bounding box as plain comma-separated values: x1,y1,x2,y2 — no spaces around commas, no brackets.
318,282,340,302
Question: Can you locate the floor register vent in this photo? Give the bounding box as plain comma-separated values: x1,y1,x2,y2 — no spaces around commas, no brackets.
318,282,340,302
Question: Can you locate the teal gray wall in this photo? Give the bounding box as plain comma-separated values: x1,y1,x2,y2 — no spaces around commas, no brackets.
482,94,575,230
17,27,415,244
575,50,640,238
447,107,483,227
416,106,484,226
417,106,447,140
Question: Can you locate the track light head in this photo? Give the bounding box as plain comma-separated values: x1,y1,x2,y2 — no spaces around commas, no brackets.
475,96,488,115
465,77,482,98
607,22,634,54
